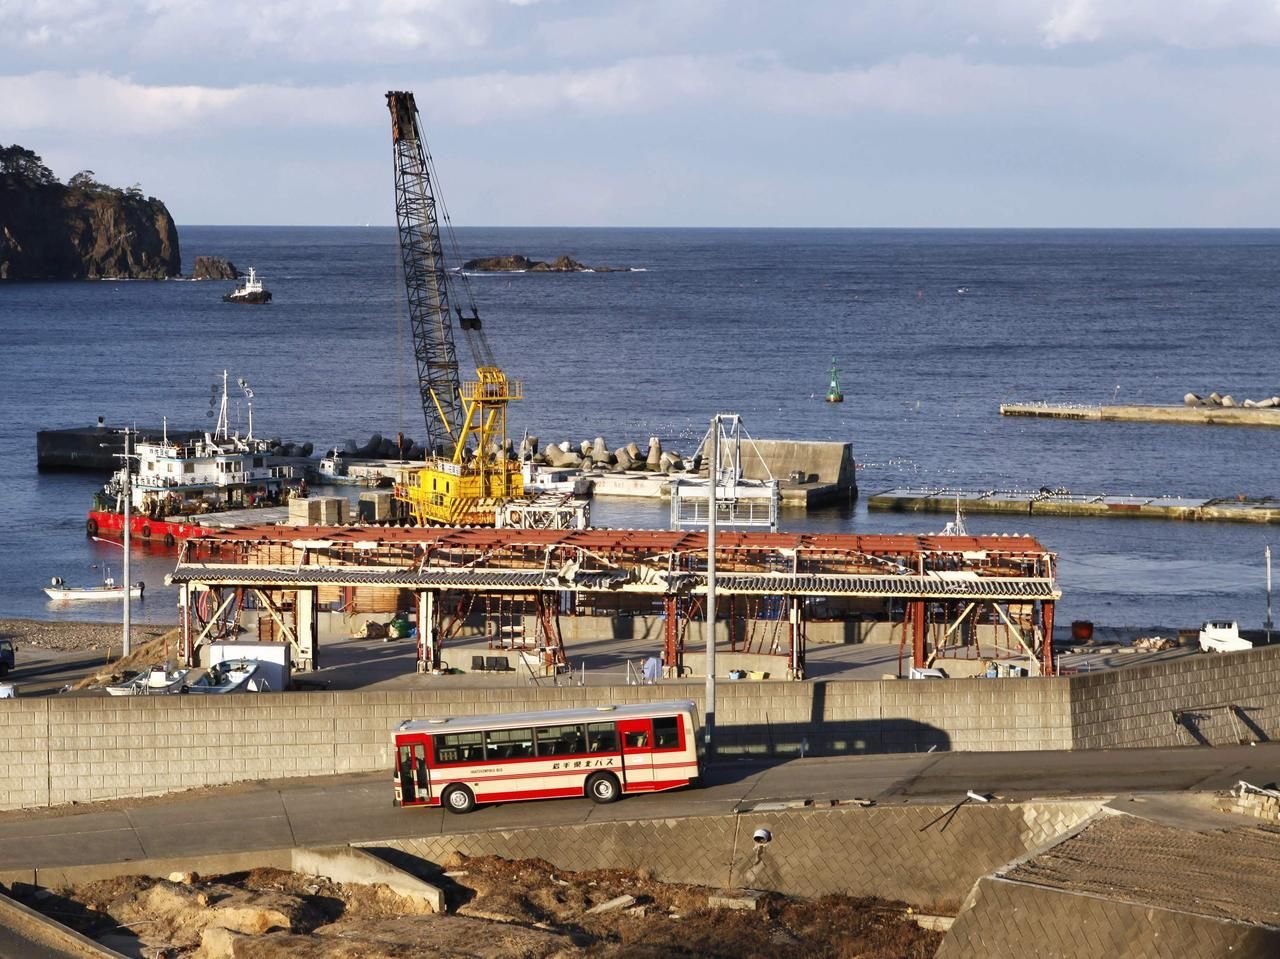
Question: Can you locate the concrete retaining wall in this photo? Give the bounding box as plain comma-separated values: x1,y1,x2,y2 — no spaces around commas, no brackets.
367,800,1100,913
938,876,1280,959
1068,643,1280,749
2,645,1278,811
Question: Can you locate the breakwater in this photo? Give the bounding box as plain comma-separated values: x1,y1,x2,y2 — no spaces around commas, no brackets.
869,487,1280,524
1000,402,1280,428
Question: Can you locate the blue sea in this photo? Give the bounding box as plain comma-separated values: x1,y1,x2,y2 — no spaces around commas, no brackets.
3,227,1279,631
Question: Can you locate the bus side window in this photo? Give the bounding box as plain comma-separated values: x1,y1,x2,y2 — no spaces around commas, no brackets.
652,716,681,749
536,723,587,757
487,727,534,760
586,722,618,753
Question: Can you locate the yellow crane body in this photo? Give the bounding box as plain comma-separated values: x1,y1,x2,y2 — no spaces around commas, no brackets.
396,368,525,526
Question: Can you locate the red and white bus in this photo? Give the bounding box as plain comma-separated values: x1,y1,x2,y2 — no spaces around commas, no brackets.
392,701,701,813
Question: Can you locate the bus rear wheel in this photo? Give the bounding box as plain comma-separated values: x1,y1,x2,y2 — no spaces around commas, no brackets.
586,771,620,804
442,784,475,814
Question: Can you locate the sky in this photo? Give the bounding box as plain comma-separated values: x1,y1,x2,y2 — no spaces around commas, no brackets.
3,0,1280,227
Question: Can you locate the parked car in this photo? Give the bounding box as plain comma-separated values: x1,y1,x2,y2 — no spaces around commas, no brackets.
0,638,14,675
1199,621,1250,653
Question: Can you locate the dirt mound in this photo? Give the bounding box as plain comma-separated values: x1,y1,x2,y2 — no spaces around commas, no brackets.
71,628,183,690
16,857,941,959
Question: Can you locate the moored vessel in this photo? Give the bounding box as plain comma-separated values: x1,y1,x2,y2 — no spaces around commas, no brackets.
44,572,144,602
86,372,302,545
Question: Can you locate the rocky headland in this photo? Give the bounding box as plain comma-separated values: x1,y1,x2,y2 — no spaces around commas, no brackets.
462,253,631,273
0,144,180,280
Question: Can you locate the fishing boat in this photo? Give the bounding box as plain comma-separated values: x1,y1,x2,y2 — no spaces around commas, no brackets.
105,663,189,696
44,572,144,602
86,372,301,545
222,267,272,304
182,658,262,694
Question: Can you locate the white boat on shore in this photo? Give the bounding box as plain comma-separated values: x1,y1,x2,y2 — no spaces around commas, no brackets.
105,663,190,696
44,574,144,602
182,658,263,694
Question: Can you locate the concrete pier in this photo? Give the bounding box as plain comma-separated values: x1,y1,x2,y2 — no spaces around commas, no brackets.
1000,402,1280,428
869,487,1280,524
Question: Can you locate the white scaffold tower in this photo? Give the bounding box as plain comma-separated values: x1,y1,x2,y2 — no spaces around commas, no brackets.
670,414,780,532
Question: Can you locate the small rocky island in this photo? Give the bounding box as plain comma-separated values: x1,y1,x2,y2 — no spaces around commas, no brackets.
0,144,180,280
462,254,631,273
193,255,241,280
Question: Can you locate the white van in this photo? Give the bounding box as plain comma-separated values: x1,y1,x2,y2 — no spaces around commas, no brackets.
1198,621,1250,653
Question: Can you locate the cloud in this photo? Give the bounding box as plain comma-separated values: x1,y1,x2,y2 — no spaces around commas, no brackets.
1040,0,1280,49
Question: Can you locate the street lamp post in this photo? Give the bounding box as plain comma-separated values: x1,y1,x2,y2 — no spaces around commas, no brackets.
704,416,718,759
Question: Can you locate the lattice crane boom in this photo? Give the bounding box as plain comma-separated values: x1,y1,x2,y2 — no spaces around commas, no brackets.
387,90,463,452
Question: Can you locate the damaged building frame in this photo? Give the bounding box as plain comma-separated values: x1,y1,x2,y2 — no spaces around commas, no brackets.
167,527,1061,679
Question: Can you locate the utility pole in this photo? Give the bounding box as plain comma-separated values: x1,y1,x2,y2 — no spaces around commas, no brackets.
122,428,133,658
1267,545,1274,643
704,417,718,759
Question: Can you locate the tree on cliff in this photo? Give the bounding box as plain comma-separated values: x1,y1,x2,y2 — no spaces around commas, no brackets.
0,143,180,280
0,145,57,186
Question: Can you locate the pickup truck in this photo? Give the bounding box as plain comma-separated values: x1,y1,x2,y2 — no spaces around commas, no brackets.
1198,620,1252,653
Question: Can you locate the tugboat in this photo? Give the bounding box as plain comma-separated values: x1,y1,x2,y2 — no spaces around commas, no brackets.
223,266,272,304
85,372,302,545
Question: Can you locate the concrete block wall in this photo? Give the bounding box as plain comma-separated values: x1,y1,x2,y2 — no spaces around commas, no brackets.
0,700,49,809
1068,644,1280,749
8,646,1278,811
370,800,1100,914
0,678,1076,810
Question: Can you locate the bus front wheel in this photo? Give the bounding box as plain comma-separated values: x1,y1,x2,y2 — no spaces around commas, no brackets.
586,772,621,804
443,784,476,814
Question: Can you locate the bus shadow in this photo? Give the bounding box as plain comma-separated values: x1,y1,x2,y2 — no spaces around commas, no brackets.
709,717,952,767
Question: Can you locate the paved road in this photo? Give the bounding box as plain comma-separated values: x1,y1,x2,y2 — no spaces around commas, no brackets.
0,744,1276,874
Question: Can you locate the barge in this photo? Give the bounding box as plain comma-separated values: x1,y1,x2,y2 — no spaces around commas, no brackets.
868,487,1280,524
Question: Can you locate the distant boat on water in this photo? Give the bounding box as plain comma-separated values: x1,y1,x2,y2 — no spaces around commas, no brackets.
223,267,272,304
44,571,143,602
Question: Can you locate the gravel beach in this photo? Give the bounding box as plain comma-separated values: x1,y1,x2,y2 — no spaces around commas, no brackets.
0,618,176,654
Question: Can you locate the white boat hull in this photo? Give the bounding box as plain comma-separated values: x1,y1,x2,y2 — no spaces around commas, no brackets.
45,585,143,602
105,665,190,696
182,659,261,694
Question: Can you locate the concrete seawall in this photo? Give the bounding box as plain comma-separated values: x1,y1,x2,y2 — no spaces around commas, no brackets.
1000,402,1280,428
3,645,1278,811
869,487,1280,524
367,799,1102,914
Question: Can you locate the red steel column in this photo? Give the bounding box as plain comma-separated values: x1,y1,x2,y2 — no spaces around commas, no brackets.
910,599,927,668
664,595,679,673
1041,601,1056,675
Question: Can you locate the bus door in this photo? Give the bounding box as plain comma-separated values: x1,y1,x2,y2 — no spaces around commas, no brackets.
395,735,430,807
616,718,655,790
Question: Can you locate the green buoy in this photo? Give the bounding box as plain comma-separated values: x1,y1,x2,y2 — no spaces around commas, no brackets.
825,357,844,403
